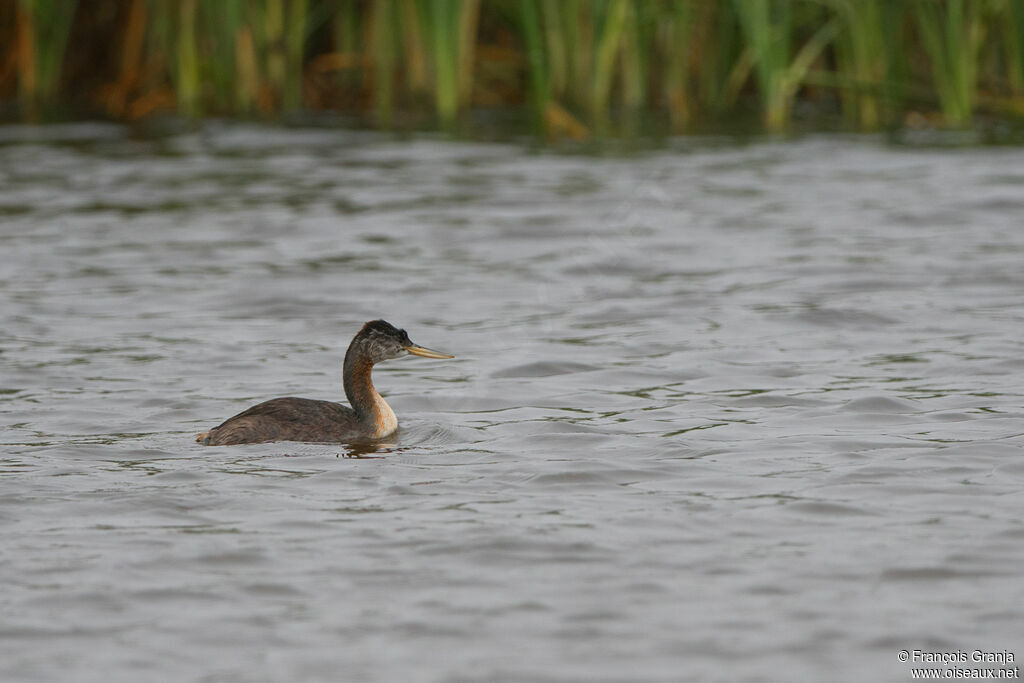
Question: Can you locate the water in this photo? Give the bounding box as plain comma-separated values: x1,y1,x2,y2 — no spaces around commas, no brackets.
2,123,1023,682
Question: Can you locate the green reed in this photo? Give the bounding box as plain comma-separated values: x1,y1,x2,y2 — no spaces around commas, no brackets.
1003,0,1024,97
4,0,1024,134
370,0,395,125
519,0,548,128
284,0,309,111
14,0,78,116
427,0,461,127
913,0,985,127
690,1,745,116
176,0,200,117
662,0,697,128
196,0,245,113
829,0,902,129
733,0,841,131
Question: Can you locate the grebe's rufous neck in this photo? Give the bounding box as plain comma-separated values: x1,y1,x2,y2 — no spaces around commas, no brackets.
196,320,453,445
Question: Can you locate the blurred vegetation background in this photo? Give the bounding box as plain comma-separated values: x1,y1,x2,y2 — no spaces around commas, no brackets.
3,0,1024,137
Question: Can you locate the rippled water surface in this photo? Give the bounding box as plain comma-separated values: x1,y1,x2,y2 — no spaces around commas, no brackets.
2,124,1023,682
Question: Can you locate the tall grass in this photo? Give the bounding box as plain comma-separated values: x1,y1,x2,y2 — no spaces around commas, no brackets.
830,0,899,129
370,0,396,125
661,1,697,128
14,0,78,117
3,0,1024,134
1003,0,1024,100
912,0,985,127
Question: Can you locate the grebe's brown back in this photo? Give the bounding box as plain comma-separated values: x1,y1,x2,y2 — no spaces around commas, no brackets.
196,320,453,445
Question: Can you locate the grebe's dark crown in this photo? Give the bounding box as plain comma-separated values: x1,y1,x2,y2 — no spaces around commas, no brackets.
359,319,411,344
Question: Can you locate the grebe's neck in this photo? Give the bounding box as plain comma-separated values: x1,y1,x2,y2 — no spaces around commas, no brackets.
342,350,398,438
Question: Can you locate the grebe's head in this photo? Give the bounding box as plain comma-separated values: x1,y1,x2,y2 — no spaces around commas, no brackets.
353,320,454,365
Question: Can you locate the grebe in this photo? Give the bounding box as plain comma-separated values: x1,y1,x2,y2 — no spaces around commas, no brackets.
196,320,453,445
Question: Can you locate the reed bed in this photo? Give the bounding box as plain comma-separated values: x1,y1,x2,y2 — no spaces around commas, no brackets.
3,0,1024,135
